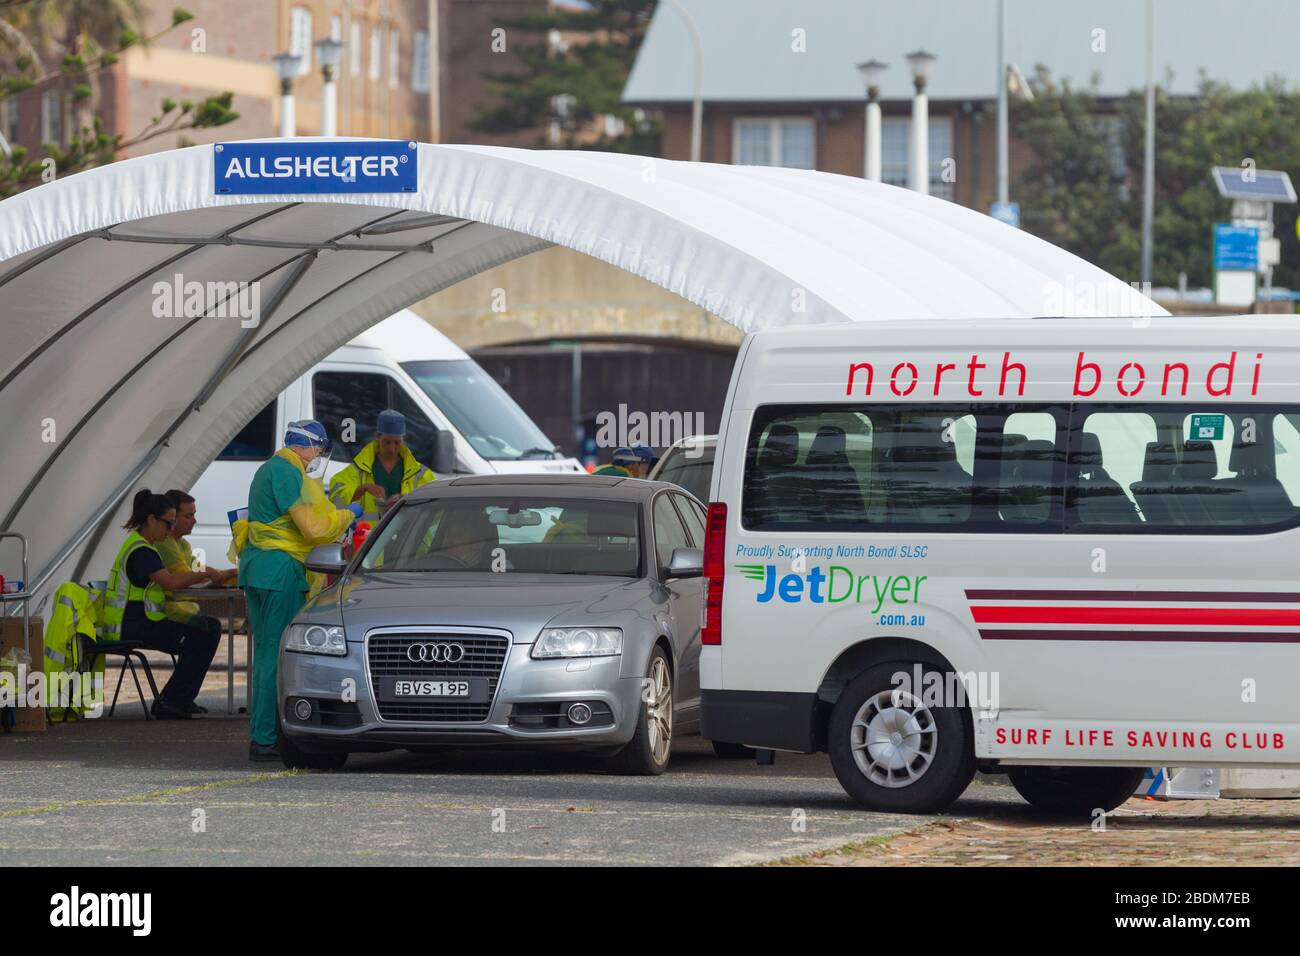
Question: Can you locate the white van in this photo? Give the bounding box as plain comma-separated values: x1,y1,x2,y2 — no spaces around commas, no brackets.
702,316,1300,816
190,310,581,562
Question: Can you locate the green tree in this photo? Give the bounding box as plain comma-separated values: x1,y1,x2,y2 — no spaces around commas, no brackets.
1015,68,1300,292
0,2,238,197
470,0,660,154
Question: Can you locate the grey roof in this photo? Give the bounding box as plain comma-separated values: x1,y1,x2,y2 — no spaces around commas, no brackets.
623,0,1300,104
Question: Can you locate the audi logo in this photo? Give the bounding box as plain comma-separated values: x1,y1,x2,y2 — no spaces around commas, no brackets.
406,642,466,664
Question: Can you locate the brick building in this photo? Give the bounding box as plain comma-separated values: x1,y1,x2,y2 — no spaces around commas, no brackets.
622,0,1299,213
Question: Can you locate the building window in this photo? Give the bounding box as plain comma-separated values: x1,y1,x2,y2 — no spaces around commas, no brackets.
389,27,400,88
881,116,954,200
732,118,815,169
369,27,381,80
412,30,430,93
40,90,61,144
290,6,312,75
330,15,342,43
350,21,362,77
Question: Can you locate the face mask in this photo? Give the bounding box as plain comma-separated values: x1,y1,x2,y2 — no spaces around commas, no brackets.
305,452,329,479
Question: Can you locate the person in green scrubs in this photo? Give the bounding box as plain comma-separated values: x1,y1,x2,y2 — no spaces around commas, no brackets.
237,420,360,761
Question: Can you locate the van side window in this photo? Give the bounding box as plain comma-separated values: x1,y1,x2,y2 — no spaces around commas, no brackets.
1066,406,1299,531
744,402,1300,535
743,404,1068,532
312,372,389,461
313,372,444,468
388,380,442,467
1273,415,1300,505
1068,412,1153,526
218,400,276,460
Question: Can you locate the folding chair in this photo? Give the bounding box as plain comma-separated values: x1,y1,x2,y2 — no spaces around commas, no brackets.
76,634,162,719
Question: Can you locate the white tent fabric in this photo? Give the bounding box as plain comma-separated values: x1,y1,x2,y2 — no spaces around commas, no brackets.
0,138,1163,605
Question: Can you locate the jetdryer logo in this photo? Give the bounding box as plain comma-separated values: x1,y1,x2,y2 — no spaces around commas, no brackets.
214,140,418,195
735,563,927,615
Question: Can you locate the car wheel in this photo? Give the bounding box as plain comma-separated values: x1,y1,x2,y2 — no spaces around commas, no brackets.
711,740,756,759
1007,766,1145,817
279,728,349,771
828,661,975,813
606,646,673,776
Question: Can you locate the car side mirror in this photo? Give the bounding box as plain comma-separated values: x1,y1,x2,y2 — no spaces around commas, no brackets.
665,547,704,579
432,428,457,476
305,543,347,575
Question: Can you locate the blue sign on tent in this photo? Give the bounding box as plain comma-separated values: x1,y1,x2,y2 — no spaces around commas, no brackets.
1214,224,1258,271
990,201,1020,228
214,140,418,195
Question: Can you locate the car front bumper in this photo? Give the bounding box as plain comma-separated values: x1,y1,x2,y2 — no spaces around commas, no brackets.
279,641,642,751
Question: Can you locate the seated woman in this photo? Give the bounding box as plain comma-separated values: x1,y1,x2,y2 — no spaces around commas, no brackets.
102,490,223,719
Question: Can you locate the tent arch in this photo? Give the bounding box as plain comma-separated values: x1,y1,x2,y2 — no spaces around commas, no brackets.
0,138,1161,600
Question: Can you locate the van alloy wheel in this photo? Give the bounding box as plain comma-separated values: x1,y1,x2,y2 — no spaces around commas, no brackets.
646,655,673,765
850,689,938,788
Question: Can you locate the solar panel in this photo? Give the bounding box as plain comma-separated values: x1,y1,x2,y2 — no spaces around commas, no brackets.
1212,167,1296,203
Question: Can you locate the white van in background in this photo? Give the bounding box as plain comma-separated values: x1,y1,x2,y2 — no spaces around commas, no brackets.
190,309,581,562
703,316,1300,816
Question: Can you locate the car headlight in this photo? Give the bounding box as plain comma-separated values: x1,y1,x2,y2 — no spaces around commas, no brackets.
531,627,622,659
285,624,347,656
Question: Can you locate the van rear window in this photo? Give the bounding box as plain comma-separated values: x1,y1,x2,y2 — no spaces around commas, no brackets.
742,403,1300,535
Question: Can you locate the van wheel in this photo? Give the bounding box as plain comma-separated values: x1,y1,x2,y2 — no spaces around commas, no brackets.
1007,766,1144,817
279,729,349,771
828,662,974,813
606,647,673,776
711,740,756,759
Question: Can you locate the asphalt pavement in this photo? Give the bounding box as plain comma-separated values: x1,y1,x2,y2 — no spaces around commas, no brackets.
0,712,1021,866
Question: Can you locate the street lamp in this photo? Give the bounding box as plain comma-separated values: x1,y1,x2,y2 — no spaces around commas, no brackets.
661,0,703,162
272,52,303,137
315,36,344,137
857,59,887,182
906,49,935,194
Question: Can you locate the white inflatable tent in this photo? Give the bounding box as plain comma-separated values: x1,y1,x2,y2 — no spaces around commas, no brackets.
0,138,1163,607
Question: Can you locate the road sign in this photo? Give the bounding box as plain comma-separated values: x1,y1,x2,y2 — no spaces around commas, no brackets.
1214,224,1258,271
990,201,1020,228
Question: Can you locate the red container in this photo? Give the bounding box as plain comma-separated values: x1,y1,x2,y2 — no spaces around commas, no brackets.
351,522,373,552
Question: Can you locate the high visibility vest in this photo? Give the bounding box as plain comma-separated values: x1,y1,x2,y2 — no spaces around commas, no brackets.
102,532,167,639
44,582,105,717
329,440,436,518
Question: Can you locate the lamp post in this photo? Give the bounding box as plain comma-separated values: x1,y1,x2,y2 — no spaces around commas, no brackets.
857,59,887,182
906,49,935,194
315,36,344,137
996,0,1008,207
1140,0,1157,286
661,0,703,162
272,52,303,137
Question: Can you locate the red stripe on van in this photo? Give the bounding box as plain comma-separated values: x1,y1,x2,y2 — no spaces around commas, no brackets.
965,589,1300,603
979,628,1300,643
971,606,1300,626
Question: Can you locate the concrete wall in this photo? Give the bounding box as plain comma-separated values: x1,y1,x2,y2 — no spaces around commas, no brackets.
411,246,743,350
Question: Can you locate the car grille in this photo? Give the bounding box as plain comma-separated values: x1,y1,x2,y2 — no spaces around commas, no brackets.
367,633,509,723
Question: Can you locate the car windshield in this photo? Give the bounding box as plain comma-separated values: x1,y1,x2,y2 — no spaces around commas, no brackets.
360,496,642,577
401,359,557,461
654,444,715,502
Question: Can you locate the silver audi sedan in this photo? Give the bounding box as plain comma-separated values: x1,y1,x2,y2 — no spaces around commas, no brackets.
277,475,707,774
